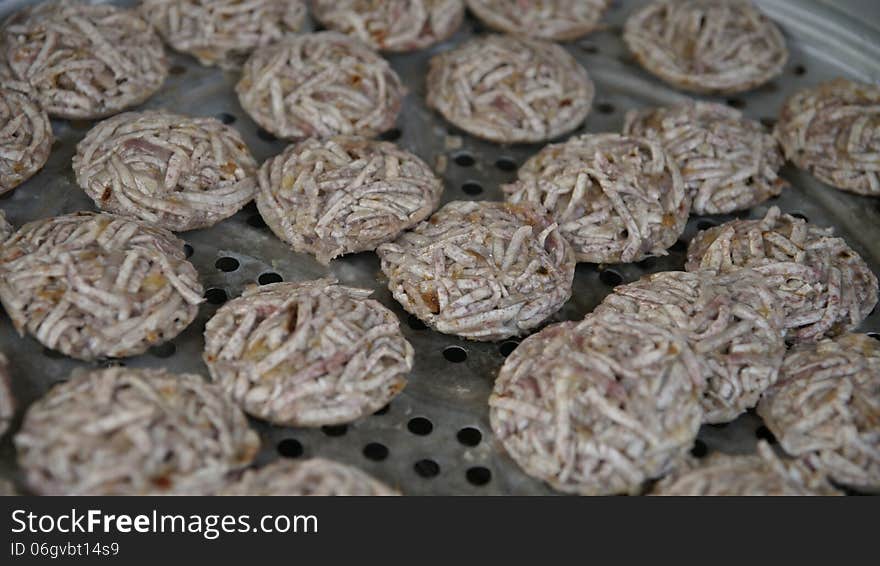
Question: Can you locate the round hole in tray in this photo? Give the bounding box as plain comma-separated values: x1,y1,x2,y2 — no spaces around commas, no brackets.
258,272,283,285
183,243,194,258
579,42,599,54
495,157,517,172
256,128,278,142
599,269,623,286
755,425,778,445
696,219,716,231
462,181,483,195
414,459,441,478
149,342,176,359
247,214,267,228
407,417,433,436
379,128,402,141
363,442,389,461
321,424,348,437
868,332,880,342
68,119,92,130
453,152,475,167
790,212,809,222
42,347,66,359
466,466,492,486
690,439,709,459
596,102,615,114
499,340,519,357
204,288,228,305
277,438,304,458
457,427,482,447
793,64,807,76
407,314,428,331
215,257,240,272
726,98,746,110
216,112,236,125
373,403,391,416
443,345,468,363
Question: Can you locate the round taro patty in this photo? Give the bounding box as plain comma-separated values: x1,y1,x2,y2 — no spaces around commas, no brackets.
141,0,306,68
623,0,787,95
425,34,594,143
2,1,168,119
757,333,880,491
464,0,609,41
221,458,399,496
775,78,880,196
377,200,575,341
596,269,785,423
203,279,412,427
503,133,688,264
14,367,260,495
652,441,841,496
0,212,203,360
0,353,14,438
256,136,443,264
73,110,257,232
623,101,786,214
236,32,405,141
311,0,464,52
489,313,703,495
686,206,878,342
0,86,52,194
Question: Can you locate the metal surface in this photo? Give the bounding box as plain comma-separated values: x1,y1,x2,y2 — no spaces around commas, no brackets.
1,0,879,495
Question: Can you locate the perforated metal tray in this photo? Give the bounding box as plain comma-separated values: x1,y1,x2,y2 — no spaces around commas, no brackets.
1,0,879,495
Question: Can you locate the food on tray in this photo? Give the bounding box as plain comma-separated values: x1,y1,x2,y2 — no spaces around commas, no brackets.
624,101,786,214
222,458,399,496
0,86,52,194
775,78,880,196
596,269,785,423
312,0,464,52
0,212,203,360
426,34,594,143
653,441,841,496
758,333,880,491
236,32,405,140
377,200,575,341
73,110,257,231
256,136,443,264
465,0,609,41
687,206,878,342
623,0,787,94
2,0,167,119
503,133,688,264
141,0,306,68
0,353,14,438
203,279,412,427
0,210,14,242
490,313,702,495
15,367,259,495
